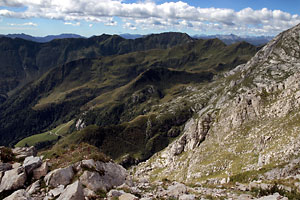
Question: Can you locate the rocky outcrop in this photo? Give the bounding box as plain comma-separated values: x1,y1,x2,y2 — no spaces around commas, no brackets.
171,113,213,156
0,147,130,199
2,144,297,199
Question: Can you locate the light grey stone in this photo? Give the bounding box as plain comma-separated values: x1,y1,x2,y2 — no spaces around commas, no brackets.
12,163,21,169
179,194,196,200
119,193,139,200
80,161,127,192
23,156,42,175
83,188,96,198
33,162,48,180
44,165,74,187
0,167,27,193
49,185,64,197
12,147,37,159
3,189,32,200
79,171,106,192
256,192,288,200
160,182,187,198
26,180,40,195
57,181,84,200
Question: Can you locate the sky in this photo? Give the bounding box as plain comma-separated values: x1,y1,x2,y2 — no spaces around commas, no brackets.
0,0,299,37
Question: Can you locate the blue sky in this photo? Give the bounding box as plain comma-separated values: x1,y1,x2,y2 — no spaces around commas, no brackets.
0,0,299,37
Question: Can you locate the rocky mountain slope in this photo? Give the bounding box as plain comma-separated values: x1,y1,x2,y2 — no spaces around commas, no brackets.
132,23,300,195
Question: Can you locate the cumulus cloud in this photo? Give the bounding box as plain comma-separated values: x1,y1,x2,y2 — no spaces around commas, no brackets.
0,0,299,35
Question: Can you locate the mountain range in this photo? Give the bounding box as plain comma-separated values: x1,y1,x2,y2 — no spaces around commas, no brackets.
1,32,273,46
1,23,300,199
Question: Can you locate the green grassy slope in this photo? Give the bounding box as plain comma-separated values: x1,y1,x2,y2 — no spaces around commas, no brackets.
15,120,73,148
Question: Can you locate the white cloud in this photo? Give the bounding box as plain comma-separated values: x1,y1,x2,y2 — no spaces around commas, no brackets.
105,20,117,26
123,22,136,30
64,21,80,26
89,23,93,27
7,22,37,26
0,0,299,35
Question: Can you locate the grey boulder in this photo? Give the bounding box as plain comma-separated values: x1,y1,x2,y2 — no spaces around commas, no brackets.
57,181,84,200
44,165,74,187
0,167,27,193
3,189,32,200
23,156,42,174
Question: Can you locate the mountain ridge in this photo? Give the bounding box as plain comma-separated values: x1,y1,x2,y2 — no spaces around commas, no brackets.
1,32,273,46
0,32,194,101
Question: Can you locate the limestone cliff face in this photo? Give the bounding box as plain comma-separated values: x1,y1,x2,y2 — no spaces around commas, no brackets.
134,23,300,183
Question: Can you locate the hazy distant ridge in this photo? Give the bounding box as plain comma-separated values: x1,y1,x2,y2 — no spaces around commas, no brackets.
1,33,273,46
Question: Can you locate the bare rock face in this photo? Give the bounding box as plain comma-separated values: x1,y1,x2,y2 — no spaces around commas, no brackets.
0,167,27,193
3,189,32,200
44,165,74,187
170,113,213,156
23,156,42,175
57,181,84,200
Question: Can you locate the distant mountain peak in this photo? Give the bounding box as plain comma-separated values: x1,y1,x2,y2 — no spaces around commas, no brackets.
0,33,84,43
193,33,274,46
